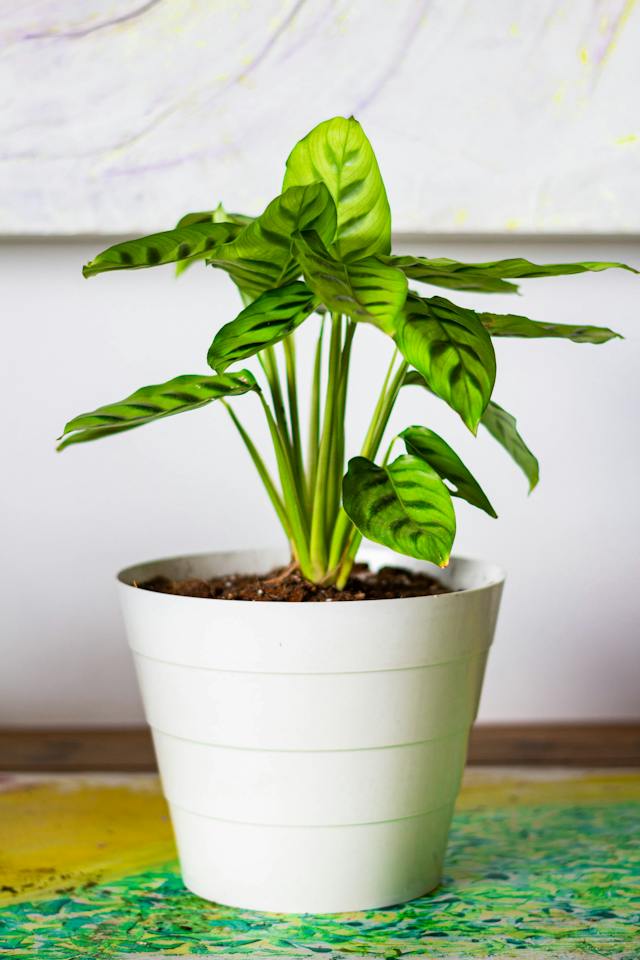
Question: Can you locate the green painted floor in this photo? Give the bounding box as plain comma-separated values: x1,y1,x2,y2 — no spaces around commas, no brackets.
0,769,638,959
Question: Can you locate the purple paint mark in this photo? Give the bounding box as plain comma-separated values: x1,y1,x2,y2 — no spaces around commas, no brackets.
23,0,162,41
352,0,429,112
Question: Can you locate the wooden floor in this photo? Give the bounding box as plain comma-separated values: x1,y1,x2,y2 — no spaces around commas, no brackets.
1,723,639,771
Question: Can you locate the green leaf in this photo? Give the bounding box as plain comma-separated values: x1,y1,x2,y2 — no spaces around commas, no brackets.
283,116,391,261
342,455,456,566
293,231,407,334
175,206,253,275
82,223,238,278
208,281,317,373
400,426,497,517
480,312,622,344
442,257,638,280
382,255,520,294
58,371,257,450
206,183,336,299
481,400,539,492
395,294,496,433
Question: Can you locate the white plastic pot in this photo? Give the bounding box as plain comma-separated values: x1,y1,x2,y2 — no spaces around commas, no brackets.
118,547,504,914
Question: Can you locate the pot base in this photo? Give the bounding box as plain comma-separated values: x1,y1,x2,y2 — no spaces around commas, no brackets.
171,803,453,914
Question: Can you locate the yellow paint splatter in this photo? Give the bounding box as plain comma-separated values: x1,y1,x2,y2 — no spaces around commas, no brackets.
458,769,640,811
0,775,174,907
615,133,638,145
508,22,520,38
552,84,566,105
454,208,469,226
600,0,637,64
579,46,589,65
505,218,521,231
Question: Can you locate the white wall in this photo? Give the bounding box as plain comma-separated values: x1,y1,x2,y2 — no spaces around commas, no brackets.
1,237,639,725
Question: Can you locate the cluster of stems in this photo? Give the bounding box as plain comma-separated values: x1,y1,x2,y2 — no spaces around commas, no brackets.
224,313,407,587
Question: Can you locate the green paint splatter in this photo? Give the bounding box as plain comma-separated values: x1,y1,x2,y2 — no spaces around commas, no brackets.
0,800,638,959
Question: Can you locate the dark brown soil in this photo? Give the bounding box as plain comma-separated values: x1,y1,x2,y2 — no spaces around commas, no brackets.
139,562,451,602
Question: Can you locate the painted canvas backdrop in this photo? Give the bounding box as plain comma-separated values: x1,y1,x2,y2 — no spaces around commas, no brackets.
2,0,639,235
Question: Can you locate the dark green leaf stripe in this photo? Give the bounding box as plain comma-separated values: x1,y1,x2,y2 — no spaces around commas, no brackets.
284,116,391,261
82,223,238,278
382,256,520,294
58,371,257,450
206,183,336,300
294,231,407,333
208,282,317,373
395,294,496,433
480,312,621,344
481,400,539,492
343,455,456,566
400,426,497,517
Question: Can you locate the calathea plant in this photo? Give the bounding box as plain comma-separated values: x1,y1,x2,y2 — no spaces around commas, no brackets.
59,116,634,588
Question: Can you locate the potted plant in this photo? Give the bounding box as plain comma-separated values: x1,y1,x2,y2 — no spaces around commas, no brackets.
59,116,633,914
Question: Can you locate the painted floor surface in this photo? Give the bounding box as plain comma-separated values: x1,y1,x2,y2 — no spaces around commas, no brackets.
0,769,638,959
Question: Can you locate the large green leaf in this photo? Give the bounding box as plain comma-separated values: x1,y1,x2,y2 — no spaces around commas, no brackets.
293,232,407,334
480,312,621,344
208,281,317,373
82,223,238,278
382,256,520,294
58,371,257,450
283,116,391,261
206,183,336,299
400,426,497,518
481,400,539,492
395,294,496,433
342,455,456,566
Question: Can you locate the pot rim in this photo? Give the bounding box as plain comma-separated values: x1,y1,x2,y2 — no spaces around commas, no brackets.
117,545,506,607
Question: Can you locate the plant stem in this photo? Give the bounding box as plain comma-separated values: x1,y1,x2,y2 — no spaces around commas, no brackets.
325,320,355,540
306,318,324,509
258,392,313,578
332,353,409,588
222,401,292,540
309,313,343,579
282,334,307,507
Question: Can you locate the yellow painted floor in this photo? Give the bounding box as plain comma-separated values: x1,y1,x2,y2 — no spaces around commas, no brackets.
0,768,638,958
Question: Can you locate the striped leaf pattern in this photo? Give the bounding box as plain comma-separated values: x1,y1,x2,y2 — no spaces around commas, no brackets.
283,116,391,261
82,223,238,278
382,255,520,294
58,371,257,450
208,282,317,373
481,401,539,492
480,312,621,344
343,455,456,566
395,294,496,433
294,232,407,334
206,183,336,300
400,426,497,517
